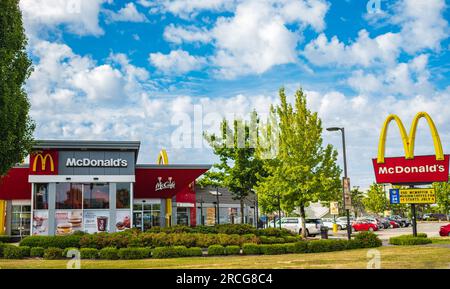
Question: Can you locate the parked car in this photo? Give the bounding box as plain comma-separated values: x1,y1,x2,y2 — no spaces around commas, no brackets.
357,217,383,230
321,217,348,230
267,219,281,228
379,218,391,229
387,217,401,228
439,224,450,236
280,217,323,237
391,215,411,227
426,213,448,221
352,221,378,232
336,216,353,229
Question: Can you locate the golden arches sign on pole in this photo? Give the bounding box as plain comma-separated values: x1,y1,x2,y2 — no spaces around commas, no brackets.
157,149,168,165
156,149,172,226
377,112,444,164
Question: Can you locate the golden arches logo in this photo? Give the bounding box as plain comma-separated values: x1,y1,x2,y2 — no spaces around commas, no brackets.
377,112,444,164
157,149,168,165
32,153,55,172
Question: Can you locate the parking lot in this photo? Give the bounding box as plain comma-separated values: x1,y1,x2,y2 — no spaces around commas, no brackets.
328,222,446,241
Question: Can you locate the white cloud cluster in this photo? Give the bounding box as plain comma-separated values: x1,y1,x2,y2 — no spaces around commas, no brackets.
20,0,110,37
106,2,148,23
140,0,237,19
149,50,206,74
163,24,212,44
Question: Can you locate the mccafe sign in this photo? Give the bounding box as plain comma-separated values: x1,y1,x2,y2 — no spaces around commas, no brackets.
66,158,128,167
373,112,450,184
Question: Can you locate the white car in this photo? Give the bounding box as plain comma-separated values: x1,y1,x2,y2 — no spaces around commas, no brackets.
280,217,323,237
322,217,349,230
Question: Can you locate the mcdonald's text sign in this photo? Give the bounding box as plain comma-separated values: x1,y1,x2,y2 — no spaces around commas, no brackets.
373,155,450,184
30,150,58,175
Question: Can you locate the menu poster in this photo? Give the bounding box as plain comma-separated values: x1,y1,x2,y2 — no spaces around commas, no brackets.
33,211,49,236
206,208,216,226
115,211,131,232
55,210,83,236
84,211,110,234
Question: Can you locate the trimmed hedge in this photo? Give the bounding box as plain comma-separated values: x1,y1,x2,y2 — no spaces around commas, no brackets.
44,247,64,260
151,246,191,259
242,243,261,255
99,247,119,260
353,232,383,248
3,246,30,259
260,244,286,255
389,235,432,246
208,245,226,256
30,247,45,258
186,247,203,257
118,247,150,259
225,245,241,255
20,235,83,249
63,247,79,259
80,248,99,259
0,236,12,243
307,240,348,253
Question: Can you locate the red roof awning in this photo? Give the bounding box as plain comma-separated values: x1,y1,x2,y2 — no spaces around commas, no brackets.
0,167,31,200
134,165,209,199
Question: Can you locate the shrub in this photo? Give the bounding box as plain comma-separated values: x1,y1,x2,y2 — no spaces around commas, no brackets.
291,241,308,253
307,240,348,253
256,228,294,237
152,246,187,258
416,233,428,238
79,232,131,249
353,232,382,248
186,247,203,257
0,236,12,243
225,245,241,255
389,235,432,246
118,247,149,259
346,239,363,250
80,248,98,259
30,247,45,258
3,245,28,259
215,224,256,235
259,244,286,255
242,243,261,255
99,247,119,260
43,247,64,260
63,247,79,259
20,235,82,249
208,245,226,256
284,243,295,253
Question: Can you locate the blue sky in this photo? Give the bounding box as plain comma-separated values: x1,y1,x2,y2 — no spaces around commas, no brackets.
19,0,449,189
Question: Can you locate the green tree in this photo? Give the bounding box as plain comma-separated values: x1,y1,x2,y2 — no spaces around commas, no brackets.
255,88,342,237
350,188,365,217
433,179,450,221
203,112,263,224
363,184,388,214
0,0,34,176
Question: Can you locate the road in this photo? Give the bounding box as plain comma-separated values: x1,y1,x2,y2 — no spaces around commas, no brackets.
327,221,446,240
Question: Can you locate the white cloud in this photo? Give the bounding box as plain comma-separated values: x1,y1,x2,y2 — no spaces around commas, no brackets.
149,50,206,74
277,0,329,32
145,0,237,19
163,24,212,44
211,0,300,78
303,30,402,67
106,2,148,23
20,0,109,37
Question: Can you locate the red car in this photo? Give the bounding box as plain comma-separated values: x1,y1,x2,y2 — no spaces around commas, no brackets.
439,224,450,237
389,220,400,228
352,221,378,232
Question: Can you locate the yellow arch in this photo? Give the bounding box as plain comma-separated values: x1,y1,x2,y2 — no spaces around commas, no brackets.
377,112,444,163
157,149,168,165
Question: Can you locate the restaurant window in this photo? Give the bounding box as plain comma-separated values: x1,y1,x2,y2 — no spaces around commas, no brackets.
33,183,49,210
55,183,82,209
83,183,109,209
116,183,130,209
176,207,189,226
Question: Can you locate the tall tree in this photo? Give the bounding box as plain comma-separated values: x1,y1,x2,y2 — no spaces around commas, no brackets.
350,188,365,218
0,0,34,176
363,184,388,214
203,112,263,224
433,178,450,221
255,88,341,237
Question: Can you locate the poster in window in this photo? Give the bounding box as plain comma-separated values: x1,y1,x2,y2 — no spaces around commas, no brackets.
33,211,49,236
115,210,131,232
55,210,83,235
84,211,110,234
206,207,216,226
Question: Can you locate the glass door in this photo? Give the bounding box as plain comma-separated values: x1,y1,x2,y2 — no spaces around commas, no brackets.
11,205,31,238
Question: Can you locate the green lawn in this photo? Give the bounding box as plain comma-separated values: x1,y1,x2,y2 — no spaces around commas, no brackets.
430,237,450,244
0,246,449,269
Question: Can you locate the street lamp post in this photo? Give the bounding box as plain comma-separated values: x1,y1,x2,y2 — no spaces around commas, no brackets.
209,189,222,224
327,127,352,240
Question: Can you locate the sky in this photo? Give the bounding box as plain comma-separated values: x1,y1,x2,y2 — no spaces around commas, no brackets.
18,0,450,190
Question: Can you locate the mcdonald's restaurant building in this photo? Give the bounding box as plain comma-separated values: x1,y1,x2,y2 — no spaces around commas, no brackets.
0,140,210,238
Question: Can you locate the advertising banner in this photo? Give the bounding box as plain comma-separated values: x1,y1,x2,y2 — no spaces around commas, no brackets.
32,211,49,236
330,202,339,215
115,210,131,232
83,210,110,233
389,188,436,204
373,155,450,184
343,178,352,210
55,210,83,235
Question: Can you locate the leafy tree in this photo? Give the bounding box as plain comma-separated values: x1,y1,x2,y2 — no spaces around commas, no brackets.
433,179,450,221
350,188,365,217
363,184,388,214
0,0,34,176
255,88,341,237
203,112,263,224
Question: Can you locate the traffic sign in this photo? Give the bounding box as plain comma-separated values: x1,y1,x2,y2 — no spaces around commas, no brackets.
389,188,436,204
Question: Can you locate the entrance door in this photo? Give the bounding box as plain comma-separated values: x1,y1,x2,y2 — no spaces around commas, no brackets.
11,205,31,238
